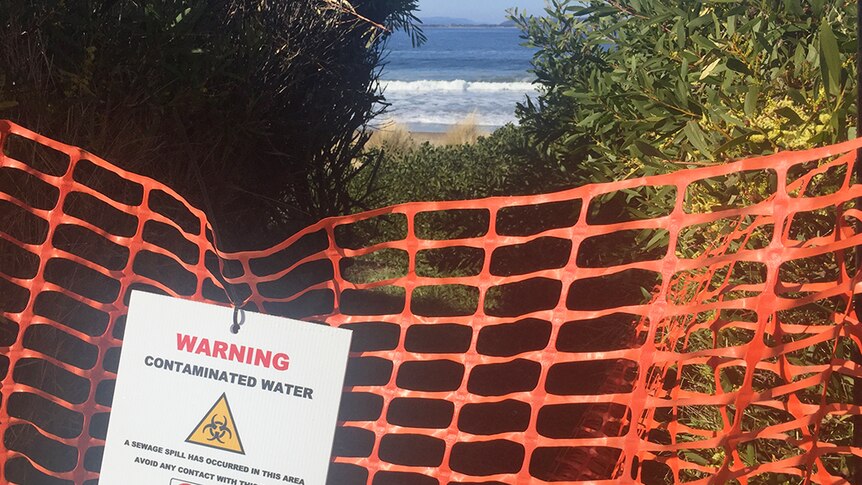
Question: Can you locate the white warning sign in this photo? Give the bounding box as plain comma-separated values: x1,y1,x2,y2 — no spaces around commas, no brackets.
99,291,352,485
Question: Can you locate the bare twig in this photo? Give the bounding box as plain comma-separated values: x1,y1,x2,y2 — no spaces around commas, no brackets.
321,0,390,33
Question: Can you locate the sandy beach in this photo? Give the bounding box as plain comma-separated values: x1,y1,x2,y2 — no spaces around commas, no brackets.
369,120,495,147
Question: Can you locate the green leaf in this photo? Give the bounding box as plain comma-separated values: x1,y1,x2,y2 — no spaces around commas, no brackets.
741,444,756,465
577,111,604,127
717,110,745,128
783,0,803,15
775,106,804,124
715,133,752,156
677,78,689,103
684,121,714,159
683,452,711,466
819,21,841,95
171,7,192,28
645,229,669,250
792,43,805,72
674,19,686,48
786,88,806,105
743,85,759,117
635,140,665,158
591,6,622,18
811,0,825,14
687,14,714,30
569,6,597,16
726,57,752,75
699,58,721,80
640,286,653,301
563,89,593,98
691,34,719,51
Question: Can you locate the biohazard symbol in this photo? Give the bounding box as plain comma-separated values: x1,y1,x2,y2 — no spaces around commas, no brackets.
203,414,232,443
185,393,245,454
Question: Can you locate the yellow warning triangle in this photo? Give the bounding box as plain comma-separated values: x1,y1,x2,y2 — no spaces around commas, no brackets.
186,393,245,455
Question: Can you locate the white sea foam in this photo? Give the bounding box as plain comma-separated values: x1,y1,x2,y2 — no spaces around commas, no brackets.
378,79,538,130
382,79,537,94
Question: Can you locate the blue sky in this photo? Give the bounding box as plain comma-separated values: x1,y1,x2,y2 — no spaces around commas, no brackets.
416,0,547,24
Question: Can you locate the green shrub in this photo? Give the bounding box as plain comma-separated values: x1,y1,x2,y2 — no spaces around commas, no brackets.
1,0,422,248
512,0,857,182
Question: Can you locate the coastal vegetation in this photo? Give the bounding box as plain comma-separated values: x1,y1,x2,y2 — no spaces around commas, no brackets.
362,0,857,204
0,0,422,248
513,0,856,183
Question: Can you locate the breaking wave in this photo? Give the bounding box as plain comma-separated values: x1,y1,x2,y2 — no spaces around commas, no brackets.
382,80,537,94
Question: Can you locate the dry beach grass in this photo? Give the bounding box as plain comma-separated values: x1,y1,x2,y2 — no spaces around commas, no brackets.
368,114,493,148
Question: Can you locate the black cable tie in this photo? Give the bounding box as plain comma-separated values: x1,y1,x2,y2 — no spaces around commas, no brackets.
230,305,246,334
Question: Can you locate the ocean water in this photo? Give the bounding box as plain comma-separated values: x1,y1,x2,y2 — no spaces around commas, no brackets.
378,27,538,132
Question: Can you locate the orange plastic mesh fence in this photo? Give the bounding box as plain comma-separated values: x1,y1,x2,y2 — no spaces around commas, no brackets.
2,118,862,484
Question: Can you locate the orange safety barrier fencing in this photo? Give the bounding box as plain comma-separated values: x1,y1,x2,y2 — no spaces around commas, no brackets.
2,119,862,484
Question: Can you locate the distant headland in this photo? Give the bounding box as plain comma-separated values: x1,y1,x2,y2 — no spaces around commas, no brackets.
421,16,518,27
